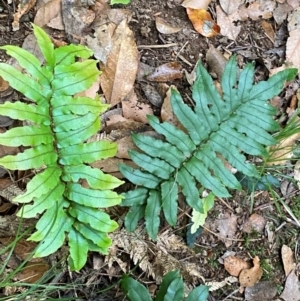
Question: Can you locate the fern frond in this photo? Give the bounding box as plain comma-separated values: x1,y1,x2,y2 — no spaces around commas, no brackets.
120,57,297,239
0,24,123,270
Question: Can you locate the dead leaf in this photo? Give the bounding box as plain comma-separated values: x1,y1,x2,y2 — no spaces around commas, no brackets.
34,0,62,28
122,89,153,123
17,262,49,283
0,77,9,92
239,256,263,288
268,131,300,165
205,276,238,291
238,2,273,21
140,83,163,107
155,17,181,34
12,0,37,31
242,213,266,234
282,245,296,277
217,212,237,247
280,269,300,301
76,75,101,99
216,5,241,41
187,8,220,37
0,202,14,214
273,3,293,25
286,29,300,71
224,255,251,277
146,62,183,82
244,281,278,301
287,0,300,9
100,19,139,106
181,0,212,10
206,46,228,80
288,7,300,31
161,86,181,126
261,20,274,43
219,0,243,15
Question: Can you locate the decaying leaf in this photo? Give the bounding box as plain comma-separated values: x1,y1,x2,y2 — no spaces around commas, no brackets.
286,29,300,72
239,256,263,288
224,255,251,277
34,0,62,28
140,83,163,107
122,90,153,124
181,0,212,10
281,245,296,277
261,20,275,43
206,46,228,80
147,62,183,82
244,281,278,301
206,276,238,291
100,19,139,106
219,0,243,15
238,2,273,21
288,7,300,31
242,213,266,234
216,5,241,41
273,3,293,25
12,0,37,31
280,269,300,301
187,8,220,37
217,213,237,247
155,17,181,34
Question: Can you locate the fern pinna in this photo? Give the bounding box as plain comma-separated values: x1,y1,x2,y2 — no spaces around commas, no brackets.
0,25,123,270
119,57,297,240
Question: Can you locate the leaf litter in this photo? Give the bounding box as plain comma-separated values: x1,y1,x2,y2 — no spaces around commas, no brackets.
1,0,300,299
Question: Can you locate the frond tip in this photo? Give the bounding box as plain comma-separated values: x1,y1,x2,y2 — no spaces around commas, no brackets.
120,57,297,239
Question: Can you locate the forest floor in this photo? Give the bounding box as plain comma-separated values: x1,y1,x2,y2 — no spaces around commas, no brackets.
0,0,300,300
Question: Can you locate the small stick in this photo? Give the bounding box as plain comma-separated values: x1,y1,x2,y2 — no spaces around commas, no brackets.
138,43,178,49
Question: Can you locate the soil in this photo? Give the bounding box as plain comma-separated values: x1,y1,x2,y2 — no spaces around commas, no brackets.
0,0,299,300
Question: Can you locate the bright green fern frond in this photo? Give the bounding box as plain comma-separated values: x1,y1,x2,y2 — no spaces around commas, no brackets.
0,25,123,270
120,56,297,239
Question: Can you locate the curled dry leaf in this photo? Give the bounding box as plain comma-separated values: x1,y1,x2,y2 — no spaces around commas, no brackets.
155,17,181,34
12,0,36,31
181,0,212,10
281,245,296,277
224,255,251,277
239,256,263,288
187,8,220,37
146,62,183,82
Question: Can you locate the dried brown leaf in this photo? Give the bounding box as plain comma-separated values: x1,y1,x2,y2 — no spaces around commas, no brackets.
280,269,300,301
224,255,251,277
155,17,181,34
217,213,237,247
16,262,49,283
219,0,243,15
34,0,62,28
12,0,36,31
239,256,263,288
273,3,293,25
181,0,212,10
147,62,183,82
100,19,139,106
238,2,273,21
261,20,274,43
216,5,241,41
161,86,181,126
244,281,278,301
242,213,266,234
281,245,296,277
286,29,300,71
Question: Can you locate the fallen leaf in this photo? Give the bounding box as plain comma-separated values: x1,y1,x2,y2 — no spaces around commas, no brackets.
239,256,263,288
261,20,274,43
268,132,300,165
224,255,251,277
140,83,163,107
244,281,277,301
17,262,49,283
146,62,183,82
280,269,300,301
205,276,238,291
217,212,237,247
206,46,228,80
286,29,300,71
161,85,181,126
216,5,241,41
273,3,293,25
242,213,266,234
0,202,14,214
219,0,243,15
282,245,296,277
155,17,181,34
34,0,62,28
288,7,300,31
287,0,300,9
0,76,9,92
187,8,220,37
181,0,212,10
238,2,273,21
100,19,139,106
122,89,153,123
12,0,37,31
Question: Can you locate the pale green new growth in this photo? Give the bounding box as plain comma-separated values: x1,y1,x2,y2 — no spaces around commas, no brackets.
0,25,124,270
120,57,297,240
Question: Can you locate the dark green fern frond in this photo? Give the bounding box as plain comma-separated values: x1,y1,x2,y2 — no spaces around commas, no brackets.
0,25,124,270
120,57,297,239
